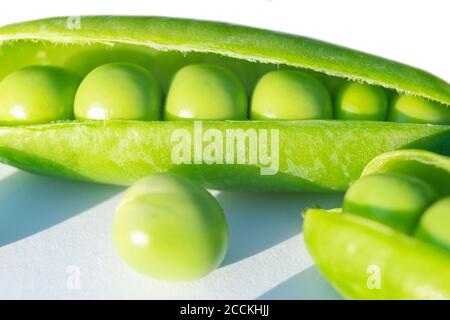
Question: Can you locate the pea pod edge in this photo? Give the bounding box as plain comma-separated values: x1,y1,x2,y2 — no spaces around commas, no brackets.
0,16,449,105
362,149,450,196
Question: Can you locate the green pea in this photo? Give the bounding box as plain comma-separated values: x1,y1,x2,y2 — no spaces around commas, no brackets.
334,81,388,120
74,63,161,120
164,64,247,120
343,173,438,233
250,70,332,120
112,174,228,281
414,196,450,253
0,66,80,125
388,95,450,125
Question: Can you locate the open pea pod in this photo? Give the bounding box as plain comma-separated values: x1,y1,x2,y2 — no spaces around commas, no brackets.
0,16,449,190
304,149,450,299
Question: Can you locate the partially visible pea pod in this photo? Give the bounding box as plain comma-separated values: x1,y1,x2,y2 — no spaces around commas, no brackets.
304,149,450,299
362,149,450,196
0,16,449,189
304,208,450,299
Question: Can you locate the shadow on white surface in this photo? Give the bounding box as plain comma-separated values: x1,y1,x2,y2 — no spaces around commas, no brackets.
216,191,344,266
257,265,342,300
0,171,345,299
0,171,123,247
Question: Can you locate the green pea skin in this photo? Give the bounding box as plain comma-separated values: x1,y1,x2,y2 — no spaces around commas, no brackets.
164,64,248,120
74,63,161,120
414,196,450,253
0,66,80,125
343,173,438,233
112,174,228,281
334,81,388,120
388,94,450,125
250,70,332,120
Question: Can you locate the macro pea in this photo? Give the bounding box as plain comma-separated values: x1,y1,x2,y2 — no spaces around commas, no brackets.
0,65,80,125
74,63,162,120
343,173,438,233
250,70,332,120
414,196,450,253
388,95,450,125
164,64,248,120
112,174,228,281
334,81,388,120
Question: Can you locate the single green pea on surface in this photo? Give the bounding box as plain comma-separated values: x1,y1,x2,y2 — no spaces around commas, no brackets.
164,64,248,120
343,173,438,233
334,81,388,121
0,65,80,125
112,173,228,281
305,149,450,300
250,70,332,120
74,63,162,121
414,196,450,253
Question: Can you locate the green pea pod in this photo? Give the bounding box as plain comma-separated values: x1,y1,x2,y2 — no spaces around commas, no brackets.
1,16,449,103
304,149,450,299
362,149,450,196
0,16,449,190
0,121,448,190
304,208,450,299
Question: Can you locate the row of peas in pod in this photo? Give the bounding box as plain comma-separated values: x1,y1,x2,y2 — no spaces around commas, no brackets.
344,172,450,253
0,63,449,125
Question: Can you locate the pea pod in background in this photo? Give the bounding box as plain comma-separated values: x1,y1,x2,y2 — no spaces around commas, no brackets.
304,150,450,299
0,16,449,190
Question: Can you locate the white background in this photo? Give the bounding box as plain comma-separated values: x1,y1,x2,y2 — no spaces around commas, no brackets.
0,0,448,299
